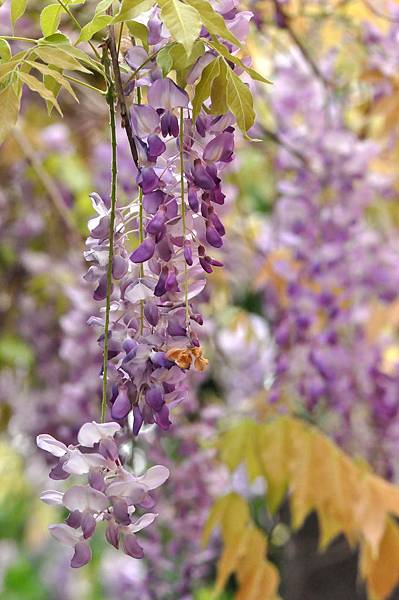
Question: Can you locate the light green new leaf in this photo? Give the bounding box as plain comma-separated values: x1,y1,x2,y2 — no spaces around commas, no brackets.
208,38,271,84
77,14,112,43
34,46,91,72
225,60,255,132
158,0,201,55
11,0,27,27
192,55,219,120
18,71,62,114
40,4,62,37
156,45,173,77
0,83,21,144
113,0,155,23
0,39,12,64
26,61,78,102
126,21,149,51
95,0,113,13
185,0,240,47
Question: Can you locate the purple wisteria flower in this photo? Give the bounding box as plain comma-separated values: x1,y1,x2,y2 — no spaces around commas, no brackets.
37,421,169,567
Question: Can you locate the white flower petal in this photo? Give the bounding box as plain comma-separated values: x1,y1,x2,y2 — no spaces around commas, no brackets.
63,485,109,513
129,513,158,533
77,421,121,447
106,480,144,502
36,434,68,457
40,490,64,506
137,465,170,490
49,524,81,546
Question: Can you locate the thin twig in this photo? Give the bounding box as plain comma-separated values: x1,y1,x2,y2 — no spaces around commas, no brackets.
106,27,139,167
271,0,332,89
260,126,310,168
12,127,81,244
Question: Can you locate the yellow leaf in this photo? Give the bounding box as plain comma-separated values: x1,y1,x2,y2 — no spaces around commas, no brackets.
360,518,399,600
158,0,201,55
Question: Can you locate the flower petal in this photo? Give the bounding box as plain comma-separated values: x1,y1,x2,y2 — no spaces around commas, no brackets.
63,485,109,513
129,512,158,533
71,541,92,568
49,523,81,546
77,421,121,447
137,465,170,490
40,490,64,506
36,434,68,457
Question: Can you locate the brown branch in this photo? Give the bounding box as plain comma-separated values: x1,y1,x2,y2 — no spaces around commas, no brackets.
106,28,139,168
271,0,332,89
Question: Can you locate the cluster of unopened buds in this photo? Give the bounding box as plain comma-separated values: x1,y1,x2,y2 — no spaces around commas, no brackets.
37,421,169,567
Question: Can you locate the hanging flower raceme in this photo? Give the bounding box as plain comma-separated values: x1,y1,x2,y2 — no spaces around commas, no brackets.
83,0,266,435
37,421,169,567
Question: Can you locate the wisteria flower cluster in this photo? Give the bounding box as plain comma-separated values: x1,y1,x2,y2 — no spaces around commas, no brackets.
37,421,169,567
83,0,261,436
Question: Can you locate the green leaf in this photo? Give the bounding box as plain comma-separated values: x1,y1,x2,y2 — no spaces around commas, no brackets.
39,32,70,44
95,0,113,13
224,60,255,132
113,0,155,23
18,71,62,114
0,39,11,64
0,83,21,144
158,0,201,55
40,3,63,37
11,0,27,27
26,60,79,102
0,58,20,81
43,71,62,114
126,21,149,51
170,39,204,72
208,38,271,84
192,55,219,120
210,56,227,115
185,0,241,47
156,45,173,77
34,45,91,72
77,14,112,43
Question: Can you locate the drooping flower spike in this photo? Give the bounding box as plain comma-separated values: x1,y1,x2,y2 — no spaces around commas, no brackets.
37,421,169,567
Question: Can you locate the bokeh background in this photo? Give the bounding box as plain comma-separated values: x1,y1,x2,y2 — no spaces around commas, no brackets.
3,0,399,598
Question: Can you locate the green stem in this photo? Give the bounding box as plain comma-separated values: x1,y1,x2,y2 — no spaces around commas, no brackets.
136,86,145,335
55,0,102,60
64,73,106,94
101,47,118,423
179,107,190,327
0,35,36,43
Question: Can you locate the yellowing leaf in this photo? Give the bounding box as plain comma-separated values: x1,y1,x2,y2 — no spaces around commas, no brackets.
202,492,249,546
34,46,90,72
214,415,399,599
40,4,62,37
18,71,62,114
26,61,78,102
0,83,21,144
360,519,399,600
204,494,280,600
216,419,262,481
158,0,201,55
